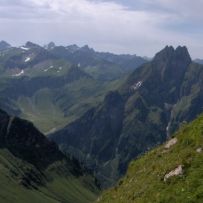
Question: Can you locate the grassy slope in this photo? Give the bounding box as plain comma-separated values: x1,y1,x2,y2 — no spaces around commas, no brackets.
0,148,98,203
17,88,66,134
16,77,123,134
98,115,203,203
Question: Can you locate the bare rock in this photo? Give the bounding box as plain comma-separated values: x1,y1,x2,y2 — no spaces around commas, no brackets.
164,165,183,182
164,138,178,149
196,148,202,153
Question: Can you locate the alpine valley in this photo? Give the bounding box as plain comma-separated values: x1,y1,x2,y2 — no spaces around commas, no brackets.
0,41,146,134
1,40,203,203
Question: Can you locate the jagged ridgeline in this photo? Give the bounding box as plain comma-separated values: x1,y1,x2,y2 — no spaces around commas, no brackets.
50,46,203,188
97,114,203,203
0,109,99,203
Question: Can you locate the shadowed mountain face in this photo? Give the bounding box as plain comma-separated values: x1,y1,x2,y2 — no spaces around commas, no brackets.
0,109,99,203
0,109,63,169
50,46,203,188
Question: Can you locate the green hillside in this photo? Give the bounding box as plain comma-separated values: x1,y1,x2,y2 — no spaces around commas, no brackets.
0,149,98,203
0,109,99,203
98,115,203,203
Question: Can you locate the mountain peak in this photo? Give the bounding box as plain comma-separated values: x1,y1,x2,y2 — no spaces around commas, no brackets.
154,45,191,64
153,46,174,61
0,40,11,51
80,45,95,53
44,41,56,50
25,41,41,48
175,45,191,62
66,44,80,53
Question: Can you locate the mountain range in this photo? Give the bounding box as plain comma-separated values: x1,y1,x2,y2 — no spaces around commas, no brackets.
1,40,203,202
50,46,203,188
0,41,146,133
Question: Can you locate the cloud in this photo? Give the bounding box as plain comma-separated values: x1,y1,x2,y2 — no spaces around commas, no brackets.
0,0,202,58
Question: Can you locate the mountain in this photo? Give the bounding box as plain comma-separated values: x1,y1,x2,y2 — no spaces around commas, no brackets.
194,58,203,65
0,62,122,133
0,41,146,80
97,114,203,203
49,46,203,188
0,40,11,51
95,51,147,70
0,42,130,133
49,44,147,81
0,41,145,133
0,41,56,71
0,41,146,81
0,109,99,203
44,42,56,50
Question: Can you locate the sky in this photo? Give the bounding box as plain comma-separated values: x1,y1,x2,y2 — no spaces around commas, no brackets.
0,0,203,58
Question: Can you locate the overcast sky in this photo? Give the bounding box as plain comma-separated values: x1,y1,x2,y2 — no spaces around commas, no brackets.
0,0,203,58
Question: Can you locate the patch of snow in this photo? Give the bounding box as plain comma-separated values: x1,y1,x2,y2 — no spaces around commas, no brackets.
166,122,171,137
164,138,178,149
24,57,31,62
196,148,202,153
165,105,176,138
43,65,54,72
131,81,142,91
6,116,14,135
20,46,30,51
45,128,57,135
56,67,63,73
12,69,24,77
164,165,183,182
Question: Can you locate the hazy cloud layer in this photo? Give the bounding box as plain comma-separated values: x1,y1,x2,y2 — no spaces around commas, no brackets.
0,0,202,57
